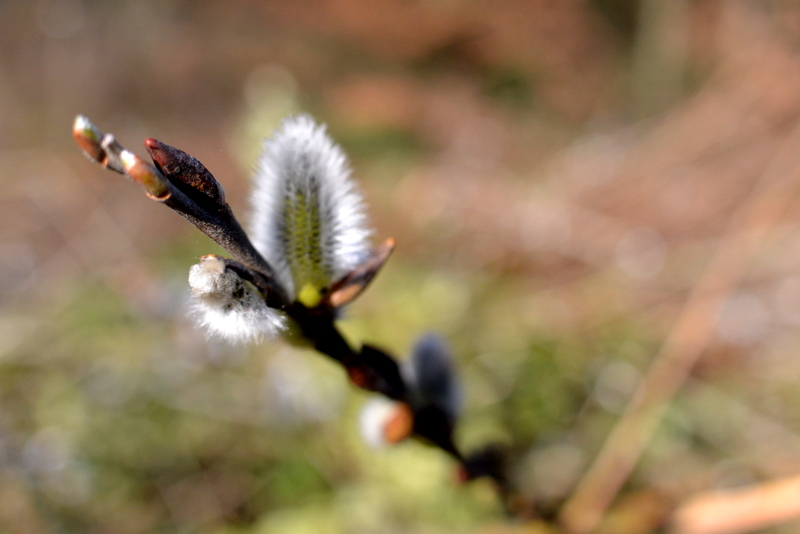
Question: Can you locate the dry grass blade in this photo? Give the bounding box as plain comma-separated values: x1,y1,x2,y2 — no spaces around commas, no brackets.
672,475,800,534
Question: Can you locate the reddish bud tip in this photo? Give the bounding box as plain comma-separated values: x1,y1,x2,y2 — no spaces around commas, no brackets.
454,464,471,485
327,238,396,308
383,403,414,444
347,367,370,389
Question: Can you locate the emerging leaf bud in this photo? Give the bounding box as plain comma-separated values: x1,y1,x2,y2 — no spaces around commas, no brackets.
249,115,371,307
72,115,126,174
188,255,286,343
72,115,105,163
119,150,171,199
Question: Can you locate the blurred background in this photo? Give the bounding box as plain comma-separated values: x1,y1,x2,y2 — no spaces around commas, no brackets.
4,0,800,532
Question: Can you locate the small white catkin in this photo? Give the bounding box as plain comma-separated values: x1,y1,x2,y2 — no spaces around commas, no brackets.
187,257,286,343
358,397,401,448
249,115,371,299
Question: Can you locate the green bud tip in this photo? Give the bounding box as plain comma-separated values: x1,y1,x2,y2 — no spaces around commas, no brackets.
72,115,105,162
120,149,171,199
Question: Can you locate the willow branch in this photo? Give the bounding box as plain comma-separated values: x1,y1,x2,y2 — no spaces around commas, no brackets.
72,116,501,490
73,116,288,305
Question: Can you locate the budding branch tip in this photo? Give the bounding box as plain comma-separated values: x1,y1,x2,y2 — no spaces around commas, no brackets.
119,149,171,199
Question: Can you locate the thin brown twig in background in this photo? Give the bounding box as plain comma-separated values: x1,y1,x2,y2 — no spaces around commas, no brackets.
559,121,800,534
672,474,800,534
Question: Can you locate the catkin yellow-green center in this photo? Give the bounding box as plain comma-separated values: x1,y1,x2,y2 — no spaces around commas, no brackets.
283,177,328,307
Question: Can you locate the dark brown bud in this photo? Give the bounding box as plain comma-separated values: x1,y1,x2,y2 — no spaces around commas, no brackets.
145,138,226,205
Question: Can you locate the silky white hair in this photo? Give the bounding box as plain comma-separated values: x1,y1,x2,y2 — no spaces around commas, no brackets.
187,257,286,343
249,115,371,299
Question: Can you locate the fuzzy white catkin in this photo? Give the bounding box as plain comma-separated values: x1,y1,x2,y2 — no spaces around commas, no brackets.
187,257,286,343
359,397,401,447
249,115,371,300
